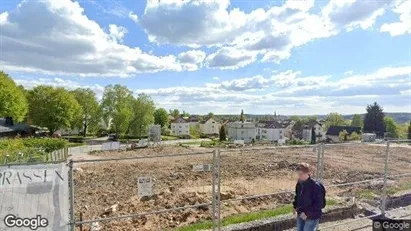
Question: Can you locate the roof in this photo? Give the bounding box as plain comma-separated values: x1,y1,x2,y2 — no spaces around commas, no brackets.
260,120,293,129
0,118,31,134
171,117,189,123
187,115,200,122
326,126,361,136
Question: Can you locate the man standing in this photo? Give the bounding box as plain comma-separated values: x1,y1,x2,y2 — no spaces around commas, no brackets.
292,163,326,231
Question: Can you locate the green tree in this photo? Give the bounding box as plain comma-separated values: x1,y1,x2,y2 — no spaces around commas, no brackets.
240,109,245,122
408,121,411,140
325,113,346,130
154,108,169,128
219,125,226,141
189,125,200,138
71,88,101,136
169,109,180,119
27,86,80,134
351,114,363,128
363,102,385,137
384,116,399,138
129,94,155,138
339,129,348,142
208,112,214,118
101,85,134,135
310,127,316,144
0,71,28,122
348,132,361,141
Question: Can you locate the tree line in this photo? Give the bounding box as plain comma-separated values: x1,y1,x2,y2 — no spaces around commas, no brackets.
0,72,166,137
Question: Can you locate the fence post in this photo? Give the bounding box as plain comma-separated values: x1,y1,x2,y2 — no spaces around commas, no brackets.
319,143,324,182
315,144,321,180
381,141,390,216
212,149,221,231
68,159,75,231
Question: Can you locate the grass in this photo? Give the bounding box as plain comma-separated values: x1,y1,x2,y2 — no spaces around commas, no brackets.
357,189,376,200
176,199,338,231
179,141,203,145
387,181,411,195
356,181,411,198
67,142,86,148
162,135,179,141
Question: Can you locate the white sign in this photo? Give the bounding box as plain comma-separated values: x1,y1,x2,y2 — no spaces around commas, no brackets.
192,164,212,172
149,125,161,143
138,177,153,197
0,163,69,230
102,141,120,151
234,140,245,145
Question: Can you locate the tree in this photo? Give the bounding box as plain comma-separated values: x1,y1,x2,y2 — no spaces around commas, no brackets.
129,94,155,138
0,71,28,122
154,108,169,128
384,116,399,138
348,132,361,141
219,125,226,141
325,113,346,130
408,121,411,140
71,88,101,136
189,125,200,138
101,85,134,136
310,127,316,144
339,130,348,142
363,102,385,137
240,109,245,122
208,112,214,118
169,109,180,119
351,114,363,128
27,86,80,134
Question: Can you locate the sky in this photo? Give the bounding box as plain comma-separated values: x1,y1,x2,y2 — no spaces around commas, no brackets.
0,0,410,115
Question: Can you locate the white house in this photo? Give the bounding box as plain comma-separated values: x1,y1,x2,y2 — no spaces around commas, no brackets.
170,117,190,137
187,116,200,127
227,121,256,143
301,121,326,141
199,117,220,135
257,121,287,142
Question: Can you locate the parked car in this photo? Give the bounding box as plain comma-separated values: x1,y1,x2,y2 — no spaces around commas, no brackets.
108,134,118,141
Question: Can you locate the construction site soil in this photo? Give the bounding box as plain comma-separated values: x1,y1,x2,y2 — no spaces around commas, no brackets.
73,144,411,230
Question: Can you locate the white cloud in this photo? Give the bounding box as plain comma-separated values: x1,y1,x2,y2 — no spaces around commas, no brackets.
128,11,139,23
108,24,128,42
322,0,390,31
213,76,220,80
205,47,258,70
134,65,411,114
380,0,411,36
14,78,105,99
0,0,197,76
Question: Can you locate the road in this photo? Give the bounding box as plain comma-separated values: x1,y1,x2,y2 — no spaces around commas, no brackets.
68,138,211,157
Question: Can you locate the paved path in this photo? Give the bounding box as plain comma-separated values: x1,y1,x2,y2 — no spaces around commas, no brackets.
68,138,211,158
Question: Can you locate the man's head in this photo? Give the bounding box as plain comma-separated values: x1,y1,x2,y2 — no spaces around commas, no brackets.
296,163,311,182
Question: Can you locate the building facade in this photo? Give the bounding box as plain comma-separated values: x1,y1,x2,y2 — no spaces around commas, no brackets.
199,117,220,135
170,117,190,137
227,121,256,143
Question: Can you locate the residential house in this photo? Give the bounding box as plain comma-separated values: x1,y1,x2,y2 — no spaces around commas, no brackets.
170,117,190,137
256,120,294,142
199,117,220,136
295,121,325,142
227,121,256,143
0,117,33,138
326,126,361,142
303,121,326,141
187,115,200,126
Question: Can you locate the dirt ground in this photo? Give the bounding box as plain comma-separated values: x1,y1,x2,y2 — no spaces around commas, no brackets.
73,144,411,231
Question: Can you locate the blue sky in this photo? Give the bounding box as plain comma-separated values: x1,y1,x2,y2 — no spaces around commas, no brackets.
0,0,410,115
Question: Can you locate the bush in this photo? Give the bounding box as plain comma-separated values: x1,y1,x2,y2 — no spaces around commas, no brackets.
286,139,306,145
0,138,68,163
200,140,217,148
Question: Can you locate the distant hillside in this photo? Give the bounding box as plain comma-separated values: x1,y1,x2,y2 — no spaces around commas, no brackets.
215,113,410,124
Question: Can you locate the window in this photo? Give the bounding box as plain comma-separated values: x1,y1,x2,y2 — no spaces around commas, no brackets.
279,130,282,133
241,125,244,128
280,135,282,139
179,126,181,128
241,131,244,134
212,125,214,128
172,126,175,129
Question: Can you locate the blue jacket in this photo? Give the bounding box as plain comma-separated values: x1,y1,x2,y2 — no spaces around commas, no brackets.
292,177,324,220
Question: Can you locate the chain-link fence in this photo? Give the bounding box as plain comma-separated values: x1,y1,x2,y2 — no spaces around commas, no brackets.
57,140,411,230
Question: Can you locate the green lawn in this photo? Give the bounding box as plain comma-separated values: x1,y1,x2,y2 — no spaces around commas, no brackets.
176,199,338,231
162,135,179,141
